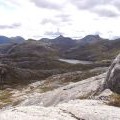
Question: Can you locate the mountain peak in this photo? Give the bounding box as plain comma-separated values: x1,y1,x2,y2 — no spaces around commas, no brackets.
0,36,11,44
83,34,101,39
11,36,25,43
78,34,102,45
56,35,64,39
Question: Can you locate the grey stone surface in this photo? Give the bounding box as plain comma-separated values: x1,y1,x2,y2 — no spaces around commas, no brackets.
105,54,120,94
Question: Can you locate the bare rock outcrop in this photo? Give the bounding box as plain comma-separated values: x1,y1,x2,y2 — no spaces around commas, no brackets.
20,73,106,106
105,54,120,94
1,100,120,120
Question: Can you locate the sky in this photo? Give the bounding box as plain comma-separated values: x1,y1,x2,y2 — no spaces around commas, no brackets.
0,0,120,40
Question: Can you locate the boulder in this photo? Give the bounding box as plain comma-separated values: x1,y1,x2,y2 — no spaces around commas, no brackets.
105,54,120,94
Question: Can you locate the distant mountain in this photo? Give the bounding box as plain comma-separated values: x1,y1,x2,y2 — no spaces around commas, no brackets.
39,34,120,61
53,35,76,47
0,36,12,44
11,36,25,44
1,34,120,64
40,38,51,42
40,35,77,52
40,35,105,49
63,36,120,61
0,36,25,44
77,35,105,45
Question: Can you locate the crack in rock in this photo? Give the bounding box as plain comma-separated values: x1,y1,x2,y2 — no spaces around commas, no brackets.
60,109,85,120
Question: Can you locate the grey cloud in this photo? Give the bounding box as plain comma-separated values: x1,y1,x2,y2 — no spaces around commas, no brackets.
71,0,120,17
32,35,43,39
0,23,21,29
70,0,109,10
41,19,58,25
92,8,119,17
112,1,120,10
44,30,63,37
41,14,71,25
31,0,62,10
94,31,101,35
56,14,71,22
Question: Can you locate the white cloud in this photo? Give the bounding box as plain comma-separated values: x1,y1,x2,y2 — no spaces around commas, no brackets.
0,0,120,39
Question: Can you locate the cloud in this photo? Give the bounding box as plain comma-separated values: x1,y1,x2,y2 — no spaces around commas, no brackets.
41,19,58,25
111,0,120,11
92,7,120,17
40,14,71,26
0,23,21,29
1,0,120,39
70,0,108,9
56,14,71,22
70,0,120,17
44,29,63,38
30,0,64,10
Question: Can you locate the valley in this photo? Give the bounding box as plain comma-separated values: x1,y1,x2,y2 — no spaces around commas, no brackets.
1,0,120,119
0,35,120,120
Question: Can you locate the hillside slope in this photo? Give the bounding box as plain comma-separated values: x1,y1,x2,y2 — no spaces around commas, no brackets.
0,54,120,120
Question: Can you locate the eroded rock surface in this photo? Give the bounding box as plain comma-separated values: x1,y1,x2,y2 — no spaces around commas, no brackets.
106,54,120,94
20,73,106,107
0,100,120,120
